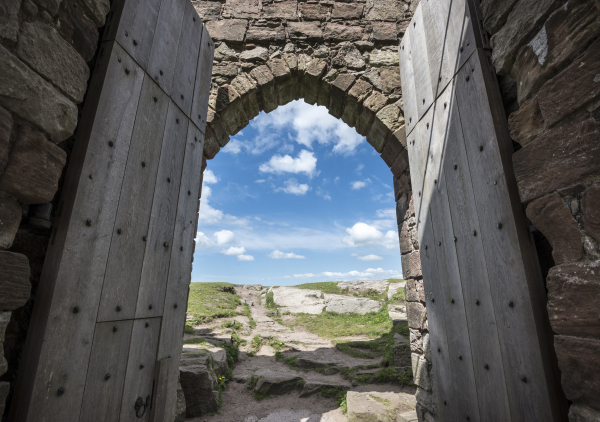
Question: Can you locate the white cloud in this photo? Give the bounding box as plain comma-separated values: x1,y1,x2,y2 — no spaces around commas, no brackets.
275,179,310,195
220,246,246,256
222,138,243,154
238,254,255,261
342,222,397,249
199,185,251,227
355,164,364,174
350,253,359,257
259,150,318,177
255,179,266,183
289,267,402,279
357,254,384,261
203,169,219,184
195,231,213,248
269,250,306,259
351,178,371,190
214,230,235,246
376,208,396,219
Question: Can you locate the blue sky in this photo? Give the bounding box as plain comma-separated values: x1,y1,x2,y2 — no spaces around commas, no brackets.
192,100,403,286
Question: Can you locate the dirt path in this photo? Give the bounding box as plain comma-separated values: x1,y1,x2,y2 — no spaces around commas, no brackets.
186,286,416,422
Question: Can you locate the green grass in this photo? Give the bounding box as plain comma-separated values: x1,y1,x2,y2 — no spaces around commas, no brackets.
183,337,206,344
187,282,243,324
387,278,405,283
265,291,276,308
283,306,392,339
243,303,257,328
222,320,243,330
294,281,343,295
184,323,195,334
369,394,392,406
335,342,377,359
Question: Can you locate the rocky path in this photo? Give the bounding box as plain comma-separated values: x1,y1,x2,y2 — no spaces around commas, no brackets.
184,285,417,422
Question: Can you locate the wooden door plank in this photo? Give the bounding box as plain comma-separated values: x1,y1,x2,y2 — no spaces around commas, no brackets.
435,84,512,422
420,0,450,100
399,32,419,138
409,4,435,121
156,124,204,421
135,102,189,319
454,49,558,422
438,0,477,93
190,24,214,134
147,0,186,96
119,317,161,421
79,320,134,422
106,0,162,71
8,44,145,422
149,358,170,422
406,112,426,234
97,76,169,322
419,101,482,422
171,0,203,117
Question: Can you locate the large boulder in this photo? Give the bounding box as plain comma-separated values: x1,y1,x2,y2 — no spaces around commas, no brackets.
324,295,383,315
272,287,326,314
179,353,219,417
393,334,411,368
338,279,389,295
252,369,302,396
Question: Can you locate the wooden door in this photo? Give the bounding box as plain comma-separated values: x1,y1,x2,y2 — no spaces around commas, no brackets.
8,0,213,420
399,0,563,421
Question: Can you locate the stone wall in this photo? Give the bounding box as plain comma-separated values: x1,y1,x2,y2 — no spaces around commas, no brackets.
0,0,109,416
483,0,600,420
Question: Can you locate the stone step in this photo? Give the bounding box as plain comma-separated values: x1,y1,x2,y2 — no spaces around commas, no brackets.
398,410,418,422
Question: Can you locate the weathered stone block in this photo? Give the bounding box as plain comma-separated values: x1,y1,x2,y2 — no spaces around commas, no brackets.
283,53,298,75
400,220,414,255
192,1,222,21
372,22,398,42
367,104,401,153
209,85,241,113
568,404,600,422
222,0,259,18
0,193,21,250
303,59,327,105
246,25,286,43
286,21,323,40
555,335,600,411
57,0,99,62
480,0,519,35
415,387,436,415
390,148,408,179
380,66,401,95
402,250,422,279
332,42,365,70
369,49,400,67
266,58,291,81
0,251,31,311
0,311,9,374
341,79,373,129
206,19,247,42
179,354,219,417
213,43,238,62
329,74,356,119
490,0,562,75
33,0,61,16
511,0,600,105
526,193,583,264
513,113,600,203
174,380,186,422
406,278,425,303
537,38,600,127
230,73,259,120
0,45,78,143
79,0,110,26
582,186,600,244
0,126,66,204
412,355,432,391
409,328,423,354
508,97,545,147
0,0,21,41
381,133,402,167
220,100,248,136
262,0,298,20
301,3,330,20
0,105,11,174
547,261,600,339
323,23,365,42
203,126,221,159
395,172,410,203
240,46,268,62
365,0,406,21
212,64,238,78
332,3,363,19
393,340,411,368
249,65,277,112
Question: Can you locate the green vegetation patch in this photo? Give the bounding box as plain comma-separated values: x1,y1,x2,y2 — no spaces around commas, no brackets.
265,291,276,309
183,337,207,345
295,281,343,295
187,282,243,324
283,306,392,339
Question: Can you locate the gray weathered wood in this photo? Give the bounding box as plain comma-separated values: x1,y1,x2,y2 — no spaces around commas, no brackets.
79,320,134,422
399,31,419,138
148,358,171,422
97,76,169,322
104,0,163,71
190,24,214,134
119,318,161,421
8,43,145,422
156,123,204,421
434,83,511,421
0,251,31,311
135,101,189,319
147,0,186,96
454,49,559,422
409,4,435,121
171,0,203,116
419,0,449,100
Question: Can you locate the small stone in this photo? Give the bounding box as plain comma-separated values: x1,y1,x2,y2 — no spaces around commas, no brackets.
332,2,364,20
568,404,600,422
262,0,298,20
354,40,374,51
78,0,110,26
365,0,407,21
372,21,398,41
212,64,238,78
379,66,401,94
40,10,52,21
213,43,238,62
313,45,329,58
283,43,295,53
253,369,302,395
222,0,259,19
401,251,422,279
407,302,427,330
246,25,286,42
300,3,330,20
323,23,365,42
240,46,268,62
369,49,400,67
332,42,365,70
21,0,37,15
286,21,323,40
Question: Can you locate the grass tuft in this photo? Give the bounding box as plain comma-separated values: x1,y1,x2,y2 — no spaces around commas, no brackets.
187,282,243,324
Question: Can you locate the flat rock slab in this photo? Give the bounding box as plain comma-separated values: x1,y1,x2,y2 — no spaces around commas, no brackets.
387,282,405,300
253,369,303,395
347,391,416,422
272,287,326,314
324,294,383,315
338,279,389,295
